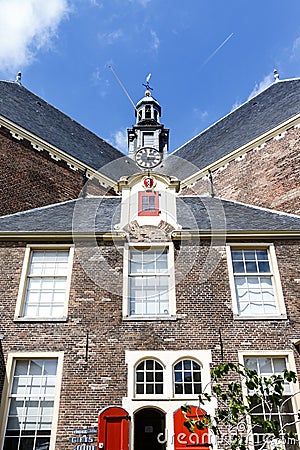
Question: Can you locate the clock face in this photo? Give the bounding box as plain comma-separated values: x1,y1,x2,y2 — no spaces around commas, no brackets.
135,147,162,168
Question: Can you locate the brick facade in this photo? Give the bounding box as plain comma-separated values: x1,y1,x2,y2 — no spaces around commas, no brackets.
0,238,300,448
0,127,113,216
183,125,300,215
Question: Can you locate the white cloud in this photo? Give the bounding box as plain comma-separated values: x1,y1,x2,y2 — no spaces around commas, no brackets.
291,36,300,60
150,30,160,50
98,29,123,45
111,129,128,153
0,0,70,75
129,0,151,6
193,108,208,121
89,0,103,6
91,67,110,97
247,72,274,99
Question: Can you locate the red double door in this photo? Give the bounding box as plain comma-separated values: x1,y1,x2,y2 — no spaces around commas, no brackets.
98,405,209,450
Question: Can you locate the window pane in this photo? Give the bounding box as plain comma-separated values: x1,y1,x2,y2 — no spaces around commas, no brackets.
231,248,278,317
232,250,243,260
23,250,69,318
135,359,163,395
4,359,57,450
129,247,170,316
244,357,296,448
173,359,202,395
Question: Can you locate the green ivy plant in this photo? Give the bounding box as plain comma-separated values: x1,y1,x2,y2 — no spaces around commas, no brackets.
181,362,299,450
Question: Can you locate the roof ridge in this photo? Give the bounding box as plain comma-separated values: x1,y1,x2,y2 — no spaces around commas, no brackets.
0,196,122,220
0,198,77,220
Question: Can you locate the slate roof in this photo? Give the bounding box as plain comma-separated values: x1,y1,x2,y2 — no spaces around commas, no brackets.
0,196,299,235
0,197,121,233
176,196,300,232
0,81,139,181
161,79,300,180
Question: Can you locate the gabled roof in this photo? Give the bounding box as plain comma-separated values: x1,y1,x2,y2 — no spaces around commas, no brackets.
0,195,299,235
0,81,139,181
176,196,300,232
161,78,300,180
0,197,121,233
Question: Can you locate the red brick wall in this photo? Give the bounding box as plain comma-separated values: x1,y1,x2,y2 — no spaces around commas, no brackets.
0,128,113,216
0,238,299,448
182,125,300,215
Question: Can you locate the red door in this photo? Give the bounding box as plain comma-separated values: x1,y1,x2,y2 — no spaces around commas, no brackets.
98,406,130,450
173,406,210,449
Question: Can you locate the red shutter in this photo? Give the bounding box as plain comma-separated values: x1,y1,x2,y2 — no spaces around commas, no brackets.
98,406,130,450
138,191,159,216
173,406,210,450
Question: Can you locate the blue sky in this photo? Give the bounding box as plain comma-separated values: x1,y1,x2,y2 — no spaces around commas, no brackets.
1,0,300,153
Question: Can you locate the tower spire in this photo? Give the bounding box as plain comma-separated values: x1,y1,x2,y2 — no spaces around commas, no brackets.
127,74,169,163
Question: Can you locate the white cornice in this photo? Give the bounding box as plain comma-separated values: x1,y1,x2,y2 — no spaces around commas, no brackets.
171,230,300,239
0,230,298,241
0,115,117,189
181,114,300,188
0,231,127,241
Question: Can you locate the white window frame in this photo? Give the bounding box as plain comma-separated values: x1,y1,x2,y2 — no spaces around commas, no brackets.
238,350,300,450
15,244,74,321
226,243,287,319
122,243,176,319
173,358,202,396
125,350,212,401
135,358,165,397
0,352,64,450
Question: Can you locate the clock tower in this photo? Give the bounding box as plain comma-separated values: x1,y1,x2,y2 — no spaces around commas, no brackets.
127,82,169,168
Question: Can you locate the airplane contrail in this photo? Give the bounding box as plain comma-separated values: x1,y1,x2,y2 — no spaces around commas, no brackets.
201,32,234,68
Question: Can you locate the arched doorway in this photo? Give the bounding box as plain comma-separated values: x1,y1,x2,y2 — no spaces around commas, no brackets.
134,407,166,450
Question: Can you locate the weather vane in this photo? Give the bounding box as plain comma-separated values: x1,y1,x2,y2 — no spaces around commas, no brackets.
143,73,153,91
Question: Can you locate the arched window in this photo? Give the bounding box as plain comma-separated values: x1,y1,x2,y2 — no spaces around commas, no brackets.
173,359,202,395
135,359,164,394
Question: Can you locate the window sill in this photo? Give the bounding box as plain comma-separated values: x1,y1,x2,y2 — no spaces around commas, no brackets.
123,315,178,322
233,314,287,321
14,317,68,323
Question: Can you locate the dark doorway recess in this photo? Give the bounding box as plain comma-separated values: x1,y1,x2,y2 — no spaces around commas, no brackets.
134,407,166,450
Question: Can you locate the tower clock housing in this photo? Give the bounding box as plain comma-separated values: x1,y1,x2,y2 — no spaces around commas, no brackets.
127,89,169,164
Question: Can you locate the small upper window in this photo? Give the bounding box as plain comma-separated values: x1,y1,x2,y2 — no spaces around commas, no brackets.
174,359,202,395
228,246,285,318
138,192,159,216
143,132,154,146
16,247,73,320
135,359,164,395
145,105,151,119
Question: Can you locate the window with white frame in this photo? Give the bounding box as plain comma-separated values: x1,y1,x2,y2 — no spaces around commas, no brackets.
125,245,174,317
135,359,164,395
143,132,154,146
16,247,73,320
227,245,285,318
125,350,211,403
173,359,202,395
3,358,58,450
244,356,298,450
